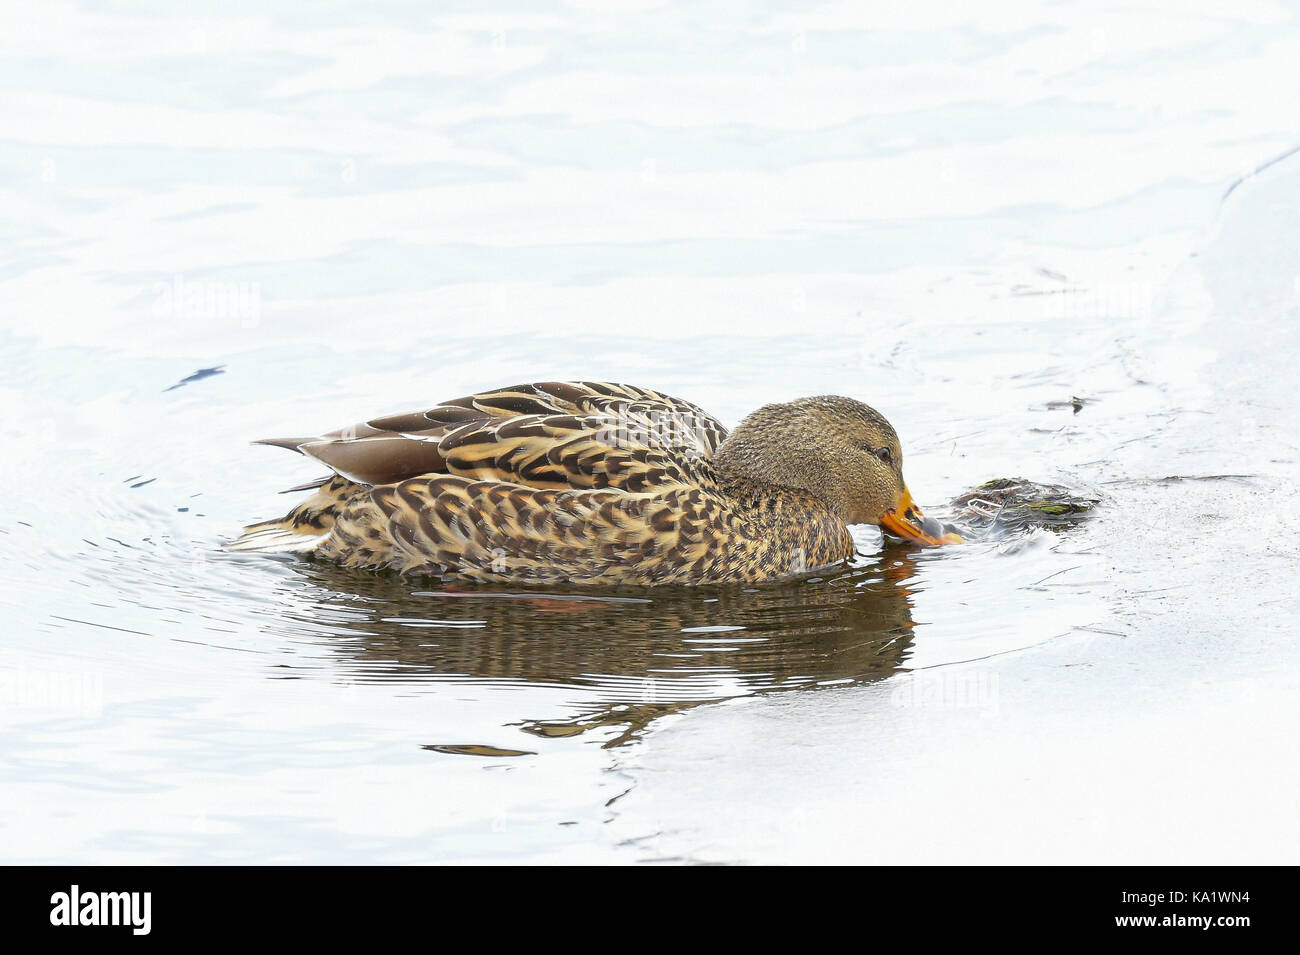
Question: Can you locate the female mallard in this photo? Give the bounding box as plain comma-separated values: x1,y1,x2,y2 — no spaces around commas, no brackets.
228,381,960,584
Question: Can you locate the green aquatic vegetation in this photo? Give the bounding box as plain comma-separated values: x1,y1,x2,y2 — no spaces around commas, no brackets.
945,477,1100,537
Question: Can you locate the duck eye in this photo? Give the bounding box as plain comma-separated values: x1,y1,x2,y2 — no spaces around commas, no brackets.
874,447,893,465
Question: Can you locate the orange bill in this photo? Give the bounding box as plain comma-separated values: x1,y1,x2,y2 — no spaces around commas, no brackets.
879,488,964,546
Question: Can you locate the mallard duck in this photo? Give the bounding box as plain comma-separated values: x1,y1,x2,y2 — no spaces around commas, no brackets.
227,381,960,584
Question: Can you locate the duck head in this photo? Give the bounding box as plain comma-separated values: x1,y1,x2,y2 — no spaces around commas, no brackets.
714,395,963,546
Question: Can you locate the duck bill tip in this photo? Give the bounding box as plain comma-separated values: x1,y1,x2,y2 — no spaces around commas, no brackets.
880,492,964,547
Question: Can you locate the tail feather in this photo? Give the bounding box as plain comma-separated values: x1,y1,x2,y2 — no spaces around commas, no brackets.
224,474,359,555
279,474,333,494
252,436,314,451
224,523,325,554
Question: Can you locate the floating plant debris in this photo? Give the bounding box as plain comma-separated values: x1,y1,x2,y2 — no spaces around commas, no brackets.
1045,396,1094,414
422,744,536,758
946,477,1101,537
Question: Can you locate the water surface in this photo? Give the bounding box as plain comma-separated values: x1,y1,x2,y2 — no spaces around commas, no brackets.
3,1,1299,863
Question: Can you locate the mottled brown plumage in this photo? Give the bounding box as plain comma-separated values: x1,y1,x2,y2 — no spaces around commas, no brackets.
227,381,958,584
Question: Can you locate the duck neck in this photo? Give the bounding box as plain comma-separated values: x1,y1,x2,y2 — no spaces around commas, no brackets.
716,471,856,573
712,426,853,522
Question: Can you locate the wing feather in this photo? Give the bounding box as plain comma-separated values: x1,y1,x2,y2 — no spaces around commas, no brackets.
255,381,729,491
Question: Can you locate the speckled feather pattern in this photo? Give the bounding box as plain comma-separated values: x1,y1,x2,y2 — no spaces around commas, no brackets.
231,381,858,584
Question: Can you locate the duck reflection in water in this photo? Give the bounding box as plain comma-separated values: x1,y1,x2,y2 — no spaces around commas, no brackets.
272,547,922,746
